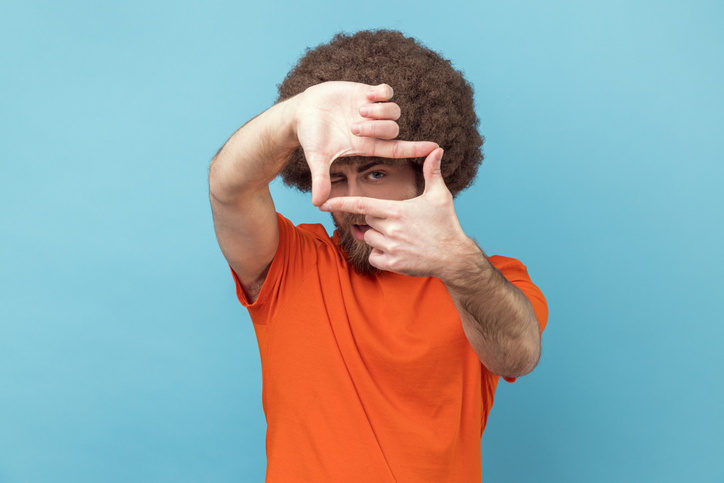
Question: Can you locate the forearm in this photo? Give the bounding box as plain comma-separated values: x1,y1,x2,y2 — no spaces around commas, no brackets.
209,97,300,204
442,239,541,378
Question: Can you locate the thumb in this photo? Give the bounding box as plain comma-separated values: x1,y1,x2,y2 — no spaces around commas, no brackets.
422,148,445,194
307,155,331,207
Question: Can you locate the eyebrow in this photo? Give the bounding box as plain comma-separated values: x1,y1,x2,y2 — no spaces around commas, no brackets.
355,161,384,173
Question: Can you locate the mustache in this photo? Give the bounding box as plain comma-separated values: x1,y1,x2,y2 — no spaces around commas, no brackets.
339,212,367,226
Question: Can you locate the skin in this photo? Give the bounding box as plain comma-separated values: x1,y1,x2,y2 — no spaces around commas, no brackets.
321,149,541,378
209,82,436,299
209,81,540,379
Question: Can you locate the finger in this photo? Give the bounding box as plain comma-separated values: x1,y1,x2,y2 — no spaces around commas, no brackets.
368,140,439,159
363,215,393,242
363,227,388,252
319,196,393,218
359,102,401,120
422,147,446,194
363,214,386,232
366,84,394,102
368,248,388,271
351,120,399,140
307,158,331,207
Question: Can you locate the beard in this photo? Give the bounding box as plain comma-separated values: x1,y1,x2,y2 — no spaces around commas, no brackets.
332,212,379,276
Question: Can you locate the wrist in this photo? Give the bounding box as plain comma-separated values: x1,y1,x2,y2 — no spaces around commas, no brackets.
439,237,496,294
273,95,303,153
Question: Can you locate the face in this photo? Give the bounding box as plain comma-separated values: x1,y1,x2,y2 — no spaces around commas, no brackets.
329,159,421,275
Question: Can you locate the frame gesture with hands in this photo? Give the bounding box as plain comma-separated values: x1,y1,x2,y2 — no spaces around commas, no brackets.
320,148,477,282
294,81,439,206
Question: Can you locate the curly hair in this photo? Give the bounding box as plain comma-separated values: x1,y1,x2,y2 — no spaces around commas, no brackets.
277,29,484,197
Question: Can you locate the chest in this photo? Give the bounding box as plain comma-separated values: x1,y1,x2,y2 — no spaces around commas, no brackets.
266,272,476,402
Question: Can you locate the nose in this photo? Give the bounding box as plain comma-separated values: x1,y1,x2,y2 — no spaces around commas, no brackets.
345,178,364,197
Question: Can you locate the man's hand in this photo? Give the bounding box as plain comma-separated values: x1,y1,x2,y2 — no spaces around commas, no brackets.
319,148,474,281
209,80,437,302
320,147,541,377
294,82,438,206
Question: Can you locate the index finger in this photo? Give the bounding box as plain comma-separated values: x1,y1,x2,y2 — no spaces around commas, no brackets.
319,196,395,218
369,140,439,159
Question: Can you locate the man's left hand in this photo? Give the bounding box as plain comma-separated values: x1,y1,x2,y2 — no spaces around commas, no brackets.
320,148,480,281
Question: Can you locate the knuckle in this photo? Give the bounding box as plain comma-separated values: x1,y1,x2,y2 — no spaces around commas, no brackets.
355,199,367,214
391,141,400,158
371,138,380,156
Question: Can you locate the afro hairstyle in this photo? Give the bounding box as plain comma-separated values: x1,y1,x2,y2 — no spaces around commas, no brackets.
276,29,484,197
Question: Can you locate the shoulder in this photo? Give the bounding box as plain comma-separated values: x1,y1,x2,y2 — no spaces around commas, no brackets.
236,214,337,315
488,254,527,271
296,220,333,242
487,255,536,284
276,214,345,263
277,213,332,243
273,213,348,274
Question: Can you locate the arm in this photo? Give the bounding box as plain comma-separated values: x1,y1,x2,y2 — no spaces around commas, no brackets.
439,240,541,379
319,148,541,378
209,99,297,302
209,82,438,302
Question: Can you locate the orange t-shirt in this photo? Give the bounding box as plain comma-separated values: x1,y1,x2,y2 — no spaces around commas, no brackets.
232,213,548,482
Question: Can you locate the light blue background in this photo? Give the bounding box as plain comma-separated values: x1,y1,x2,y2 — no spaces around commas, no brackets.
1,1,722,481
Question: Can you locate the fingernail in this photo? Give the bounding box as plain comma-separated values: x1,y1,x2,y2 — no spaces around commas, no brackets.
359,105,369,117
351,123,361,135
366,90,375,100
320,203,330,211
437,148,444,160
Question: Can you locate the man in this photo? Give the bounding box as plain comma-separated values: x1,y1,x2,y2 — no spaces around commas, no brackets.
209,30,547,482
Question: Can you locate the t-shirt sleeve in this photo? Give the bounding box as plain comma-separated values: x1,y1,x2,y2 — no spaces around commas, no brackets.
488,255,548,383
230,213,320,325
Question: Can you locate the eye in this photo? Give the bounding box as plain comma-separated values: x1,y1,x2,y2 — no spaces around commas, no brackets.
367,171,385,181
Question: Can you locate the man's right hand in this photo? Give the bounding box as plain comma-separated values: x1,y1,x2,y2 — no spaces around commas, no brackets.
292,82,439,206
210,81,437,301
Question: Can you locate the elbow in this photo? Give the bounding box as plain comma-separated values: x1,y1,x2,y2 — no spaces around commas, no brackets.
498,333,541,379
